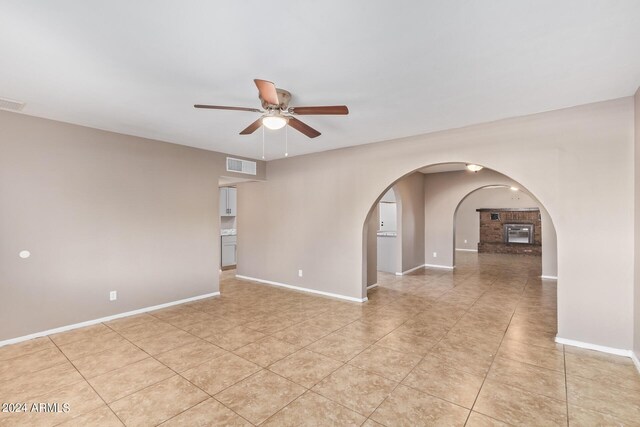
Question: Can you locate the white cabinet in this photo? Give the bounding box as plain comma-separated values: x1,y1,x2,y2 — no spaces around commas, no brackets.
379,202,397,231
221,235,237,267
220,187,237,216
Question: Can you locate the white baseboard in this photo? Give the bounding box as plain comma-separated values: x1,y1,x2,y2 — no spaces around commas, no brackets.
0,292,220,348
555,336,632,358
235,275,367,303
631,351,640,374
394,264,426,276
366,284,379,290
541,275,558,280
455,248,478,252
424,264,455,270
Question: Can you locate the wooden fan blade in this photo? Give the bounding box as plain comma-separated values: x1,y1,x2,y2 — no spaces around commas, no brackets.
288,117,321,138
254,79,280,105
290,105,349,115
194,104,262,113
239,118,263,135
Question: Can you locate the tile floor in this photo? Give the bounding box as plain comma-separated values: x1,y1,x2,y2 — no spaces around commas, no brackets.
1,252,639,426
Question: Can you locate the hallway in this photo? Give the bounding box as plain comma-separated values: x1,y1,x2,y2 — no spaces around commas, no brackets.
1,254,639,425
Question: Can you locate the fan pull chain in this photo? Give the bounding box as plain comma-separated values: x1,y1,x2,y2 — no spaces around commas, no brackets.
285,125,289,157
261,126,265,160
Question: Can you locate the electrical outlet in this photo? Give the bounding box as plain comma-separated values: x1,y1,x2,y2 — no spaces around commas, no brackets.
433,252,437,258
298,269,303,277
109,291,117,301
464,239,468,244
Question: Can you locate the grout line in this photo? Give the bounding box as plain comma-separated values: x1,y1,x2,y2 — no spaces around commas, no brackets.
48,337,128,426
104,318,256,425
564,345,569,426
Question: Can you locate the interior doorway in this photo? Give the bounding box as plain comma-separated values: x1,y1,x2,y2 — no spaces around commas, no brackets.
363,162,558,295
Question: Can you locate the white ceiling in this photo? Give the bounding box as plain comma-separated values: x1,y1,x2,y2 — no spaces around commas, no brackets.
1,1,639,160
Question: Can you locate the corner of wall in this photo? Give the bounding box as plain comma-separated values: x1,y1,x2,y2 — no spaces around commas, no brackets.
634,87,640,358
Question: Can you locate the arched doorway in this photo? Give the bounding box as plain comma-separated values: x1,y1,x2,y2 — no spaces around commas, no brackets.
363,162,558,296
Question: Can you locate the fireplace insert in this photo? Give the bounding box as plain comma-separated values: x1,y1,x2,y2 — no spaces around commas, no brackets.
504,224,534,244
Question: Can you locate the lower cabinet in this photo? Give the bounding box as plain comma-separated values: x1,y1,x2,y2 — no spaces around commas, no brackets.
221,235,237,267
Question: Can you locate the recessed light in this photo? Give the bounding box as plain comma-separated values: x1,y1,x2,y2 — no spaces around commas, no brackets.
466,164,483,172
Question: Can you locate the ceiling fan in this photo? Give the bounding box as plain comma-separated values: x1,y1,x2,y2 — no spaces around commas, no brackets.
194,79,348,138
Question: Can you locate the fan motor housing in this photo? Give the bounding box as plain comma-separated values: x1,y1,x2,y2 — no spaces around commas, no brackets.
261,88,291,110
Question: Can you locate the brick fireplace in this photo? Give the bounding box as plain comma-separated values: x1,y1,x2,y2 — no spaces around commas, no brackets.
476,208,541,255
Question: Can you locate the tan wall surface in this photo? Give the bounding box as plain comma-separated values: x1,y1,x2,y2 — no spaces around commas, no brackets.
239,97,635,350
0,111,265,341
395,173,426,273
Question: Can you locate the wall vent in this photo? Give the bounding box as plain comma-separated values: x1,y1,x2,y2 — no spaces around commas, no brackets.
0,97,25,112
226,157,257,175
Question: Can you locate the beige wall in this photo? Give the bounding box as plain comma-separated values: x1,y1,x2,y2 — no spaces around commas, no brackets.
366,205,378,287
395,173,426,273
635,88,640,359
239,97,635,350
0,111,265,342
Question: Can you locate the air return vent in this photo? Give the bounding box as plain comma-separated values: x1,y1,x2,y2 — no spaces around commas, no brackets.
226,157,257,175
0,97,25,112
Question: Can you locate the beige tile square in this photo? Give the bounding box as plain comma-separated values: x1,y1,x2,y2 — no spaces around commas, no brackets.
0,337,55,361
110,375,208,427
371,384,469,426
335,320,394,344
306,332,370,362
496,338,565,372
243,316,298,334
205,326,266,351
402,356,484,408
349,345,421,382
375,330,436,356
474,380,567,426
269,349,343,388
88,358,173,403
133,329,198,355
155,340,227,372
104,313,156,332
180,352,260,395
0,381,104,427
568,404,637,427
159,398,250,426
234,336,300,367
0,347,68,383
0,362,84,402
50,324,112,346
312,364,397,416
566,374,640,422
565,347,640,392
58,331,127,360
72,342,148,378
180,317,241,338
57,406,123,426
272,323,331,346
488,356,566,401
465,411,511,427
117,319,179,341
262,391,366,426
216,370,305,425
148,305,197,321
164,311,216,328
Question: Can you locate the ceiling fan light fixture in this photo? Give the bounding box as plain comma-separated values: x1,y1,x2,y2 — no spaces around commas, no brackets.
262,115,287,130
466,164,483,172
